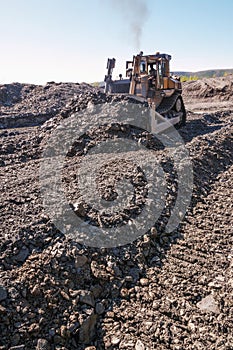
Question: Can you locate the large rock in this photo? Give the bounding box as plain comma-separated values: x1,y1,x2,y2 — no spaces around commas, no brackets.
79,313,97,344
197,294,220,313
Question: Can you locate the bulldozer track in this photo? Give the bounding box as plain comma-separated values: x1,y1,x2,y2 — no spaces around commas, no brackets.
156,92,181,114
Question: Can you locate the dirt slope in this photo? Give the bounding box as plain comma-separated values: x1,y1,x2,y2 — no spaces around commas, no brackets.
0,82,97,121
0,78,232,350
183,74,233,113
183,74,233,101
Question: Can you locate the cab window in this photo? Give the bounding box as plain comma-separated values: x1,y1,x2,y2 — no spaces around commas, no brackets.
140,62,146,73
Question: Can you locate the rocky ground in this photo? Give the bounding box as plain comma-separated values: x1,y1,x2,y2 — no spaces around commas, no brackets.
0,76,232,350
183,75,233,113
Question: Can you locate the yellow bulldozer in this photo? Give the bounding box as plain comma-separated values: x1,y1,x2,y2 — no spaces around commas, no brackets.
104,51,186,127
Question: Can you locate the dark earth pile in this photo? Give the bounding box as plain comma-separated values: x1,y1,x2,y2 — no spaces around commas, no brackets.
182,75,233,114
0,78,232,350
183,74,233,102
0,82,98,129
0,82,98,116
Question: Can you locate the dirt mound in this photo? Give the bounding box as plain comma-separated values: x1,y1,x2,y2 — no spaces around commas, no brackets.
0,83,30,106
183,74,233,102
0,86,232,349
0,82,98,120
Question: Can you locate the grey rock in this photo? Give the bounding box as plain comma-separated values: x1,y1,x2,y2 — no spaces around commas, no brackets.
79,290,95,307
79,313,97,344
111,336,121,345
95,301,105,315
36,338,50,350
73,202,86,217
75,254,88,267
0,285,7,301
14,246,29,262
139,278,149,286
197,294,220,313
135,340,145,350
48,329,56,337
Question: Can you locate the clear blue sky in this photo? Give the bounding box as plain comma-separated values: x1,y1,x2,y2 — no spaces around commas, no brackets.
0,0,232,84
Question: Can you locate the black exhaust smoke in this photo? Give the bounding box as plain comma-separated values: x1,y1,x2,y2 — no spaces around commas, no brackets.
110,0,149,50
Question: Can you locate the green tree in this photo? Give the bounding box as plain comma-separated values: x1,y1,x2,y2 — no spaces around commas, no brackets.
91,82,100,87
180,75,198,82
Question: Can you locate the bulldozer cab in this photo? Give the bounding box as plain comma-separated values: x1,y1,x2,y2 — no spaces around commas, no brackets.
128,52,174,97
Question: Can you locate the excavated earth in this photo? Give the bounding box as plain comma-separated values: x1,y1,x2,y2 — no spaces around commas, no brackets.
0,76,232,350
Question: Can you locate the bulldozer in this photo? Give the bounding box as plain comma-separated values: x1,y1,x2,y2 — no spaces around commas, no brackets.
104,51,186,127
